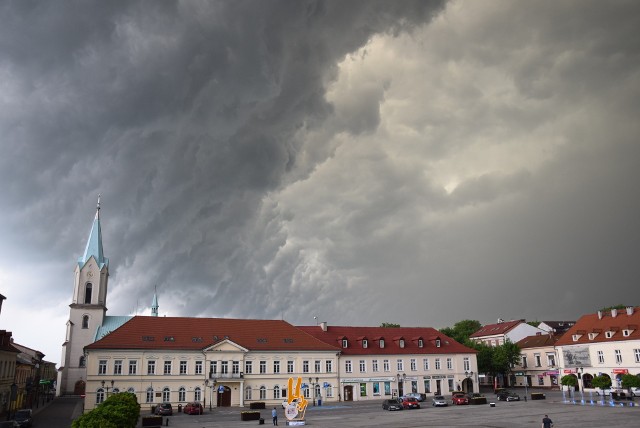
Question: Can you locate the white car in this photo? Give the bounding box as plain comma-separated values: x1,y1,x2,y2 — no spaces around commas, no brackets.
631,387,640,397
595,388,611,396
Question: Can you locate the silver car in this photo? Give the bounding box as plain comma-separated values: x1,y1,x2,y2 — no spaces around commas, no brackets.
432,395,448,407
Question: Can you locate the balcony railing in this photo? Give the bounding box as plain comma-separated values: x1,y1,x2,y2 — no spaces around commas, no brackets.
210,372,244,380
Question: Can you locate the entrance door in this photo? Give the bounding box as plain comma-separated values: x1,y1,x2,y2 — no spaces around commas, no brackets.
398,382,404,397
216,386,231,407
74,380,86,396
435,380,442,395
343,385,353,401
462,378,473,393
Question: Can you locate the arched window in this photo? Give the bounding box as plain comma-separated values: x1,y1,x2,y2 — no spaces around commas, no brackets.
84,283,93,304
194,387,202,401
146,387,154,403
79,356,86,368
273,385,280,399
245,386,252,400
96,388,105,404
325,383,333,398
112,388,120,394
82,315,89,329
162,387,171,402
583,373,594,389
178,387,186,402
127,387,135,394
259,386,266,400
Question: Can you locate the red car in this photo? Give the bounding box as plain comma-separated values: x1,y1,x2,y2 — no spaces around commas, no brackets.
183,402,204,415
451,393,469,405
400,396,421,409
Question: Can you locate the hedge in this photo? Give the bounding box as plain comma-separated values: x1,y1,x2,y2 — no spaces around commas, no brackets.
72,392,140,428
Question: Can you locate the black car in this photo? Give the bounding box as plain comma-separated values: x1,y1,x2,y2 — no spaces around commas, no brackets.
155,402,173,416
382,399,403,411
497,391,520,402
14,409,32,428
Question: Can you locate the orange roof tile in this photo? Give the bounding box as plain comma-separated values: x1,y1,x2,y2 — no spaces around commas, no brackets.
86,316,339,352
516,334,559,349
469,320,523,338
556,307,640,346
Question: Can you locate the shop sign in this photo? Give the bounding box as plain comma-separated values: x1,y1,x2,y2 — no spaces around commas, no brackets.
612,368,628,374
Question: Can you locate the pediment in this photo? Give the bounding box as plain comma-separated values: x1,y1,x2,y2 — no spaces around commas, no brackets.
204,339,248,353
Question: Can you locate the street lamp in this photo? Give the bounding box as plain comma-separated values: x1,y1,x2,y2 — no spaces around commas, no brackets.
396,373,406,397
578,367,584,394
101,380,114,398
204,379,209,412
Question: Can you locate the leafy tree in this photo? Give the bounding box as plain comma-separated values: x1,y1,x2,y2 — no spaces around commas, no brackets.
591,375,612,391
598,304,627,311
380,322,400,328
526,321,540,327
473,342,496,376
560,375,577,391
492,340,521,376
621,373,640,396
438,320,481,344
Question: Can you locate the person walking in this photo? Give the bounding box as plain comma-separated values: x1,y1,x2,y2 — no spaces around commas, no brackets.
542,414,553,428
272,407,278,426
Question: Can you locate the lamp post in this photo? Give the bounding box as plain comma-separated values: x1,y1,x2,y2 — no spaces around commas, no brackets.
204,379,208,413
578,367,584,394
101,380,114,398
309,377,316,406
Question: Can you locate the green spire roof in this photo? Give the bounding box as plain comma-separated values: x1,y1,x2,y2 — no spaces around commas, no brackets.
78,195,109,269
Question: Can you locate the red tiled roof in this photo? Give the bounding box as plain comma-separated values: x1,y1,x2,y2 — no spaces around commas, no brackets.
556,307,640,346
298,326,476,355
469,320,522,338
516,334,559,349
86,316,339,352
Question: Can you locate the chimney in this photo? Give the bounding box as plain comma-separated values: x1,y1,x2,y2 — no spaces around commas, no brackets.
612,309,618,318
597,311,603,319
320,321,328,332
626,307,634,316
497,318,504,324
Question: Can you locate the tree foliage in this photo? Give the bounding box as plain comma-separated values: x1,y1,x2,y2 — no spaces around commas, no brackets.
621,373,640,390
438,320,481,344
72,392,140,428
591,375,612,390
598,304,627,311
468,340,520,377
560,375,577,389
380,322,400,328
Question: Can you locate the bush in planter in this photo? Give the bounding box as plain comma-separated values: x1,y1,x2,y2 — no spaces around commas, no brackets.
470,396,487,405
72,392,140,428
241,411,261,421
531,393,546,400
250,402,266,409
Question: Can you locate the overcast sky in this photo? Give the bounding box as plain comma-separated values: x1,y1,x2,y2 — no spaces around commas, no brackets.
1,0,639,363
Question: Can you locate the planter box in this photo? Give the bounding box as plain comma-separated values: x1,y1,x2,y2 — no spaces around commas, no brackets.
241,411,261,421
250,402,266,409
531,393,546,400
141,416,163,428
470,397,487,405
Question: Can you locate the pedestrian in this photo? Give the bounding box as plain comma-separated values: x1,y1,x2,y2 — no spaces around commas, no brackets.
272,406,278,425
542,414,553,428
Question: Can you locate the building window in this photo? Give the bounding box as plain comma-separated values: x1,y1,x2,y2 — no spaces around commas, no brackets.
148,360,156,375
418,339,424,348
362,339,368,348
288,361,294,373
597,350,604,364
162,387,170,402
146,387,154,403
245,361,253,374
383,359,390,372
397,359,404,371
260,361,267,374
129,360,137,375
435,339,441,347
345,360,352,373
538,376,544,386
274,385,281,399
96,388,105,404
232,361,240,374
221,361,228,374
326,383,334,398
180,361,187,375
98,360,107,375
195,361,202,375
82,315,89,329
114,360,122,375
164,361,172,375
179,387,186,402
463,357,470,371
423,358,430,371
85,283,92,304
79,356,86,368
245,386,252,400
372,360,379,372
315,360,321,373
210,361,217,375
615,349,622,364
273,361,280,374
634,349,640,363
342,339,348,348
435,358,441,370
448,379,454,392
446,358,452,370
359,360,366,373
522,355,528,368
360,382,367,397
194,387,201,402
547,354,555,367
534,354,541,367
379,339,385,348
424,380,431,393
399,339,405,348
127,387,135,394
325,360,332,373
410,359,417,371
260,386,266,400
303,361,309,373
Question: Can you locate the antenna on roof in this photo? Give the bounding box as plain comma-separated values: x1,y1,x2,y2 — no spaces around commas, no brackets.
314,316,318,325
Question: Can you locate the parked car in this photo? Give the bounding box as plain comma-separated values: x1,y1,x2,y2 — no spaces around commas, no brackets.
595,388,611,396
400,396,421,409
382,399,403,411
13,409,33,427
432,395,448,407
183,402,203,415
497,391,520,402
451,392,469,405
155,402,173,416
403,392,427,402
631,387,640,397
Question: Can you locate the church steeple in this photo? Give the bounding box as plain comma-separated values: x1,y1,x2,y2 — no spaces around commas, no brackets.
78,195,108,269
151,287,159,317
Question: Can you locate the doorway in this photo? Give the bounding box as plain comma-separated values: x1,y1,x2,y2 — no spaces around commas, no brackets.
74,380,86,396
216,386,231,407
435,380,442,395
343,385,353,401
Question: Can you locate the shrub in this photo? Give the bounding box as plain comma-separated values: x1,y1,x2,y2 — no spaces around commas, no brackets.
250,402,266,409
72,392,140,428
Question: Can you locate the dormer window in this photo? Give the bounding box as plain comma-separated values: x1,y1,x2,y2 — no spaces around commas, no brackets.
379,339,385,348
399,339,405,348
418,339,424,348
342,339,348,348
572,334,582,341
435,339,441,348
362,339,368,348
605,331,614,339
588,332,598,340
622,330,630,337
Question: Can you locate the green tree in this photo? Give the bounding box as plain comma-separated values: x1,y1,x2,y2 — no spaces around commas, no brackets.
526,321,539,327
591,375,612,392
621,373,640,397
493,340,521,376
380,322,400,328
560,374,577,391
598,304,627,311
473,342,496,376
438,320,481,344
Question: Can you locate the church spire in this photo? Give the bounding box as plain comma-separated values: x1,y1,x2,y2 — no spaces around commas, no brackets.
78,194,108,269
151,286,159,317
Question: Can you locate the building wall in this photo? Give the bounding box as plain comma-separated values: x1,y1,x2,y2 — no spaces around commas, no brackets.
514,345,559,389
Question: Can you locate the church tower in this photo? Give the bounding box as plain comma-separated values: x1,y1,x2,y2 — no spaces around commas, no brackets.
58,196,110,396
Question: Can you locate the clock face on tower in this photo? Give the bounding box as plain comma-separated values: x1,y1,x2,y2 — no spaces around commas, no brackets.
87,271,94,278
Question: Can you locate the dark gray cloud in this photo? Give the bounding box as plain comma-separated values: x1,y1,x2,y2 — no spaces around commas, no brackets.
1,0,639,362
